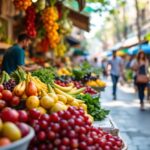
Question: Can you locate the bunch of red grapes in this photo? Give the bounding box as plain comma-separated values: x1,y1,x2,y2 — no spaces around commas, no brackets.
28,107,123,150
25,5,37,37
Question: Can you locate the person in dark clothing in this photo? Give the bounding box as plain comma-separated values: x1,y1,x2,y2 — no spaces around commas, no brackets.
1,33,40,74
132,51,149,110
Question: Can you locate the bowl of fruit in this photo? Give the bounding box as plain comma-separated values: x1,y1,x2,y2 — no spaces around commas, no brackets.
0,119,35,150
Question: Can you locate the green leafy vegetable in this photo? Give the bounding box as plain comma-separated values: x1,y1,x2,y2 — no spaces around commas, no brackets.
76,94,109,121
32,67,56,85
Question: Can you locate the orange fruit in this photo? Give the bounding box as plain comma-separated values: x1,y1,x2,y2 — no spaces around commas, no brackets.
0,138,11,146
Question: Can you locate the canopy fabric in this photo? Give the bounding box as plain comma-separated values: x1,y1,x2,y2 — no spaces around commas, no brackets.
66,36,80,46
73,49,89,56
128,44,150,55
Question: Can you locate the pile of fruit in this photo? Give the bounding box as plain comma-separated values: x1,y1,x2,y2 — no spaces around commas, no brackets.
57,68,72,76
13,0,32,10
0,67,124,149
55,79,97,95
0,108,30,147
42,7,60,49
54,42,67,57
28,107,123,150
25,5,37,37
86,79,106,88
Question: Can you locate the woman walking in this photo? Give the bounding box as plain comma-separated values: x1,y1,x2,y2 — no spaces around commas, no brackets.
132,51,149,110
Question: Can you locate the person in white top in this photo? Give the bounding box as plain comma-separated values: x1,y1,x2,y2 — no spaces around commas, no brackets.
108,50,124,100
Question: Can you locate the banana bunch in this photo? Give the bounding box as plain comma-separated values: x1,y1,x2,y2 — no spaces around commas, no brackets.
54,42,67,57
13,81,26,97
86,79,106,88
13,73,48,98
57,68,71,76
26,73,48,93
47,83,87,112
0,71,10,84
11,67,27,83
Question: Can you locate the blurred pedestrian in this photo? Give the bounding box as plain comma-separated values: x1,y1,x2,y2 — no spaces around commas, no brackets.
108,50,124,100
131,51,149,110
101,58,108,78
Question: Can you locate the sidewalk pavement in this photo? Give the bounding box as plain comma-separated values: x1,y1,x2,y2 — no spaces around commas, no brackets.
101,81,150,150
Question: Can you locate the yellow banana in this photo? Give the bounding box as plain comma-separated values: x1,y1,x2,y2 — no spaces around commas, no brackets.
53,83,74,92
67,87,86,95
47,84,55,94
13,81,26,96
54,88,74,103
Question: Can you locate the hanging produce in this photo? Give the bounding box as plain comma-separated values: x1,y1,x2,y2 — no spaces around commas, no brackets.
13,0,32,10
25,5,37,37
35,0,46,12
54,40,67,57
41,7,60,49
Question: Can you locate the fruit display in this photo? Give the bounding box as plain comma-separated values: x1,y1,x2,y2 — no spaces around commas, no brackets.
28,107,123,150
0,85,21,109
25,5,37,37
55,79,97,95
3,79,16,91
54,42,67,57
0,71,11,84
57,68,72,76
0,117,30,147
86,79,106,88
13,73,48,98
13,0,32,11
41,7,60,49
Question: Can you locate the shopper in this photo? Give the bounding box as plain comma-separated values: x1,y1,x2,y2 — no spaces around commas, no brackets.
131,51,149,110
108,50,123,100
1,33,40,74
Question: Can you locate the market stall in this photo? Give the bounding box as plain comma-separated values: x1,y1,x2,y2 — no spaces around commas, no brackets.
0,0,127,150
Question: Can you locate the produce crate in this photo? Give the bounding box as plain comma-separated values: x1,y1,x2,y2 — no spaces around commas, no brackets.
93,116,128,150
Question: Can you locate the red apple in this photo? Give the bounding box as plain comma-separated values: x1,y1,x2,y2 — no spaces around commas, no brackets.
0,100,6,110
2,90,13,102
10,96,20,106
18,110,28,122
1,107,19,122
0,85,4,92
16,122,30,137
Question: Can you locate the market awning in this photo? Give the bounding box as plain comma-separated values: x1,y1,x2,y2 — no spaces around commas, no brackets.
67,7,90,32
65,36,80,46
128,44,150,55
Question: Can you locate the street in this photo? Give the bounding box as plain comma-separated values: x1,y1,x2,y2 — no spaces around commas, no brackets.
101,81,150,150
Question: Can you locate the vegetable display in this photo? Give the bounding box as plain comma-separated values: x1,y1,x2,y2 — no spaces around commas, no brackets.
76,94,109,121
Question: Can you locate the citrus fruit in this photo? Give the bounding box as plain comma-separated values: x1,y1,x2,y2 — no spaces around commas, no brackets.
48,93,58,103
0,138,11,146
26,96,40,109
40,95,55,109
